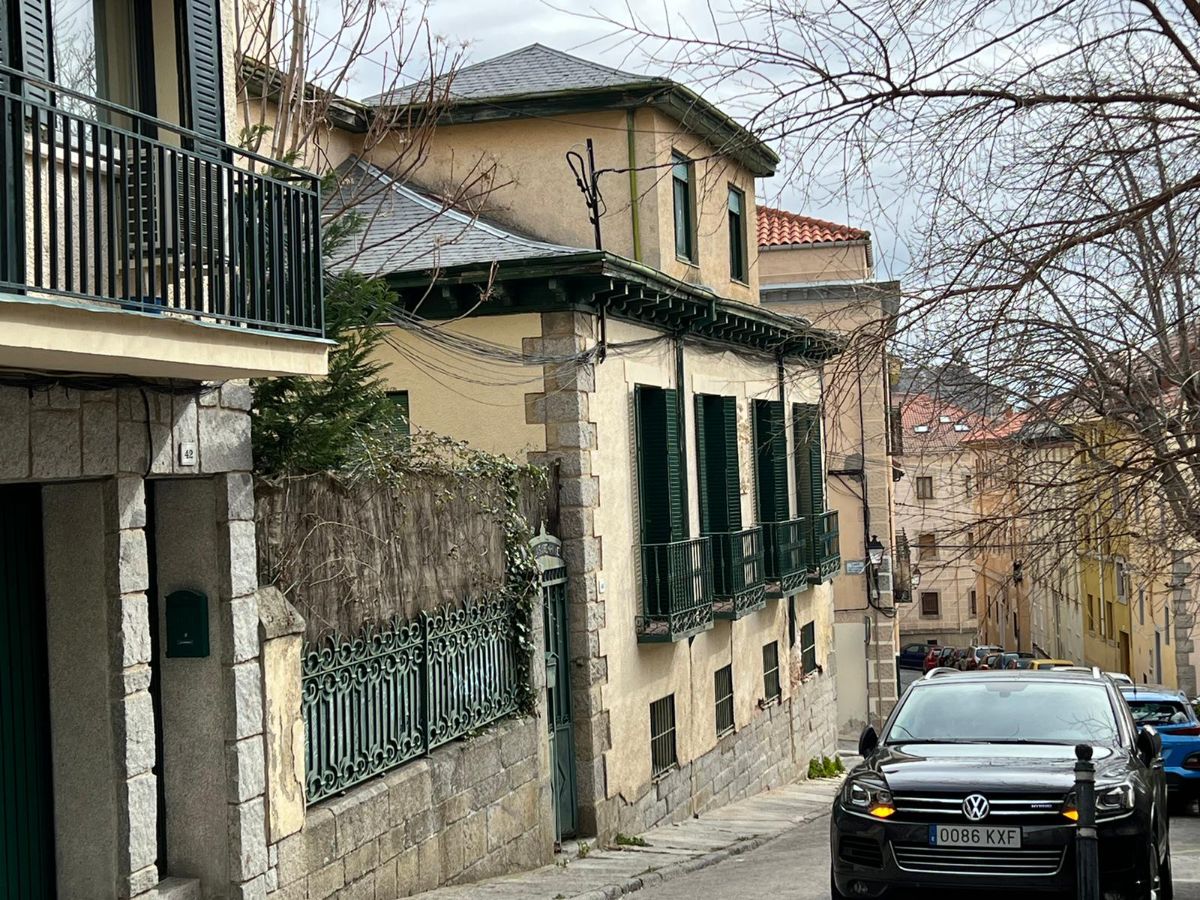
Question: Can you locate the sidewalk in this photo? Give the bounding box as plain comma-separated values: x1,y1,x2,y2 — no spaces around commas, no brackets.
413,776,844,900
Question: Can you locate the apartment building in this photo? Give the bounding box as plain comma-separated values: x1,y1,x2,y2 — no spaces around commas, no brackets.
755,208,903,732
0,0,328,896
317,45,844,846
894,393,982,646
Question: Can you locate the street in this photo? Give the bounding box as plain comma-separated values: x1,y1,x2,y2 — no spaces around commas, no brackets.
637,806,1200,899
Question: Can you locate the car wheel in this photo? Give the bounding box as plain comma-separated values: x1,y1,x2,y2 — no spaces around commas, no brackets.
1129,836,1164,900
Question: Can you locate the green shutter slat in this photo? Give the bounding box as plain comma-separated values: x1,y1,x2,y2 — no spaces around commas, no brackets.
722,396,742,530
793,403,824,517
17,0,51,106
753,399,787,522
181,0,226,153
694,394,710,535
769,403,788,521
662,388,686,541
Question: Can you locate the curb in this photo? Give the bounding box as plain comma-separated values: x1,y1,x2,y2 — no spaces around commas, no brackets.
570,807,832,900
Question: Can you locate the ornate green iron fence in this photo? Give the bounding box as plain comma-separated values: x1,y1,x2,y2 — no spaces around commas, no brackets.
710,526,766,619
637,537,714,642
302,597,520,804
762,518,809,596
810,510,841,582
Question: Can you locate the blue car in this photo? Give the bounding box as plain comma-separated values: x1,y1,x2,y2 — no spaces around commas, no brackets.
1121,684,1200,811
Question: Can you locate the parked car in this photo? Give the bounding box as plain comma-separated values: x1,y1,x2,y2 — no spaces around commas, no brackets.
922,647,945,673
833,669,1171,899
1028,658,1075,670
1121,683,1200,813
958,645,1003,670
980,653,1005,670
1108,672,1135,685
900,643,934,671
998,651,1035,670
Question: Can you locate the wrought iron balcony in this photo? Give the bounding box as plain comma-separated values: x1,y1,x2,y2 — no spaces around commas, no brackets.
710,527,766,619
637,537,715,642
762,518,809,596
0,67,323,337
810,510,841,583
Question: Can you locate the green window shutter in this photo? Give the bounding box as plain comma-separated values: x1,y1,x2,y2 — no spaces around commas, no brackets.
636,386,686,544
721,396,742,530
694,394,711,535
17,0,51,106
180,0,226,152
387,391,411,439
753,399,788,522
793,403,825,517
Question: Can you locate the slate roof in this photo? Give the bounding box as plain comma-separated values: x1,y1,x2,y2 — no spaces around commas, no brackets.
757,206,869,246
325,159,589,277
366,44,656,106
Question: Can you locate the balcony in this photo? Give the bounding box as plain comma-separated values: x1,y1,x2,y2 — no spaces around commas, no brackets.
809,510,841,583
710,527,766,620
637,537,714,642
762,518,809,596
0,68,324,356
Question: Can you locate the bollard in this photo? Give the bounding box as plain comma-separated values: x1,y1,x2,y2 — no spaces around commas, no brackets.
1075,743,1100,900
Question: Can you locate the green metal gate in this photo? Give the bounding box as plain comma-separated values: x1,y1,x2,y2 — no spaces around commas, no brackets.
0,485,55,899
531,528,577,841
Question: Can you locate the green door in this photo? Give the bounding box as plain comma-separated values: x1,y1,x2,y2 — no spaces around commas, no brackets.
0,485,55,899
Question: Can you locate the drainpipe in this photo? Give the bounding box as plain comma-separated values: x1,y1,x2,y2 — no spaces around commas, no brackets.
625,110,643,263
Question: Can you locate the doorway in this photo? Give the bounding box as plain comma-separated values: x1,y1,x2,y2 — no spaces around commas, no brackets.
0,485,55,900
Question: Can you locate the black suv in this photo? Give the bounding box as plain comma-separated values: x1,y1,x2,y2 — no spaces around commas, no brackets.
831,669,1170,899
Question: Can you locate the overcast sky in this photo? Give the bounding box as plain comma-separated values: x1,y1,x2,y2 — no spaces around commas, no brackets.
339,0,910,279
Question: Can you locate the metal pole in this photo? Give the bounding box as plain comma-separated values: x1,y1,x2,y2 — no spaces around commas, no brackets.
1074,743,1100,900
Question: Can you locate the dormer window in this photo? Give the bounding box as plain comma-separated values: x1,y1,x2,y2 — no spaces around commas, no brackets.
672,152,696,264
954,423,970,432
938,415,951,424
913,424,930,433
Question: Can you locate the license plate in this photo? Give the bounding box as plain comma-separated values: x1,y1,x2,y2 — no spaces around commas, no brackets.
929,825,1021,848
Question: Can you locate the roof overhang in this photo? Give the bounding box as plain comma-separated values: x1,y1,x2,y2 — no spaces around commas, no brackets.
378,82,780,178
383,252,841,363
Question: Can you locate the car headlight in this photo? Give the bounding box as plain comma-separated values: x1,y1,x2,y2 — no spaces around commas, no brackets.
1096,782,1135,813
842,776,896,818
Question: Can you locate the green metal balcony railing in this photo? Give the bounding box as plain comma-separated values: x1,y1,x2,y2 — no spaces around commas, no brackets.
637,537,715,642
762,518,809,596
0,65,323,337
810,510,841,583
710,527,766,619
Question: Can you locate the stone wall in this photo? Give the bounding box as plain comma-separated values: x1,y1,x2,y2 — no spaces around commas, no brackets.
269,716,554,899
605,662,839,838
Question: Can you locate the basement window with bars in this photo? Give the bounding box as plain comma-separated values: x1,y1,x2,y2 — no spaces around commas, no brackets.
714,665,735,737
763,641,781,703
650,695,678,780
800,621,817,676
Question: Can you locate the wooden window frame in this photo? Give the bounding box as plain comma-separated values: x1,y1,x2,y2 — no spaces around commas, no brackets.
917,532,938,561
671,152,696,264
727,184,748,283
799,622,817,676
916,476,934,500
762,640,781,703
920,591,940,617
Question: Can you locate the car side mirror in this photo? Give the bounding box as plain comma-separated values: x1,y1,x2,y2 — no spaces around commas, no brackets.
1137,725,1162,766
858,725,879,757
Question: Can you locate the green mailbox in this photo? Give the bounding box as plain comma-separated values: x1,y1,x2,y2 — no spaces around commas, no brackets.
165,589,209,658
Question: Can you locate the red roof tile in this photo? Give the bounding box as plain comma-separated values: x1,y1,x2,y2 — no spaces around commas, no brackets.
757,206,869,247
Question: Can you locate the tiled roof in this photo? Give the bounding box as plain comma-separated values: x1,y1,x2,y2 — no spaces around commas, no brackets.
757,206,869,247
366,44,656,106
324,159,590,277
898,392,984,451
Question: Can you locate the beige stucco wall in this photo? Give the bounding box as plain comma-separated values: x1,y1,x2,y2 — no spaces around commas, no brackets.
373,314,547,458
591,318,828,799
759,243,872,285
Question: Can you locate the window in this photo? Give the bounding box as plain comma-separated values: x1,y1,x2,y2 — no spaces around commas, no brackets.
793,402,826,520
387,390,411,438
753,399,789,523
694,394,741,535
917,532,937,561
649,695,678,779
920,591,940,617
635,385,687,544
967,531,976,555
916,476,934,499
1105,600,1115,640
1087,594,1096,632
727,187,747,282
1139,588,1145,626
1166,601,1171,645
762,641,781,702
964,474,973,497
800,622,817,676
671,153,696,262
714,665,734,737
969,590,977,616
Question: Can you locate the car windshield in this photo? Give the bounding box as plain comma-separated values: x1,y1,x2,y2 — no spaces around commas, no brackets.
887,680,1120,745
1127,699,1192,726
